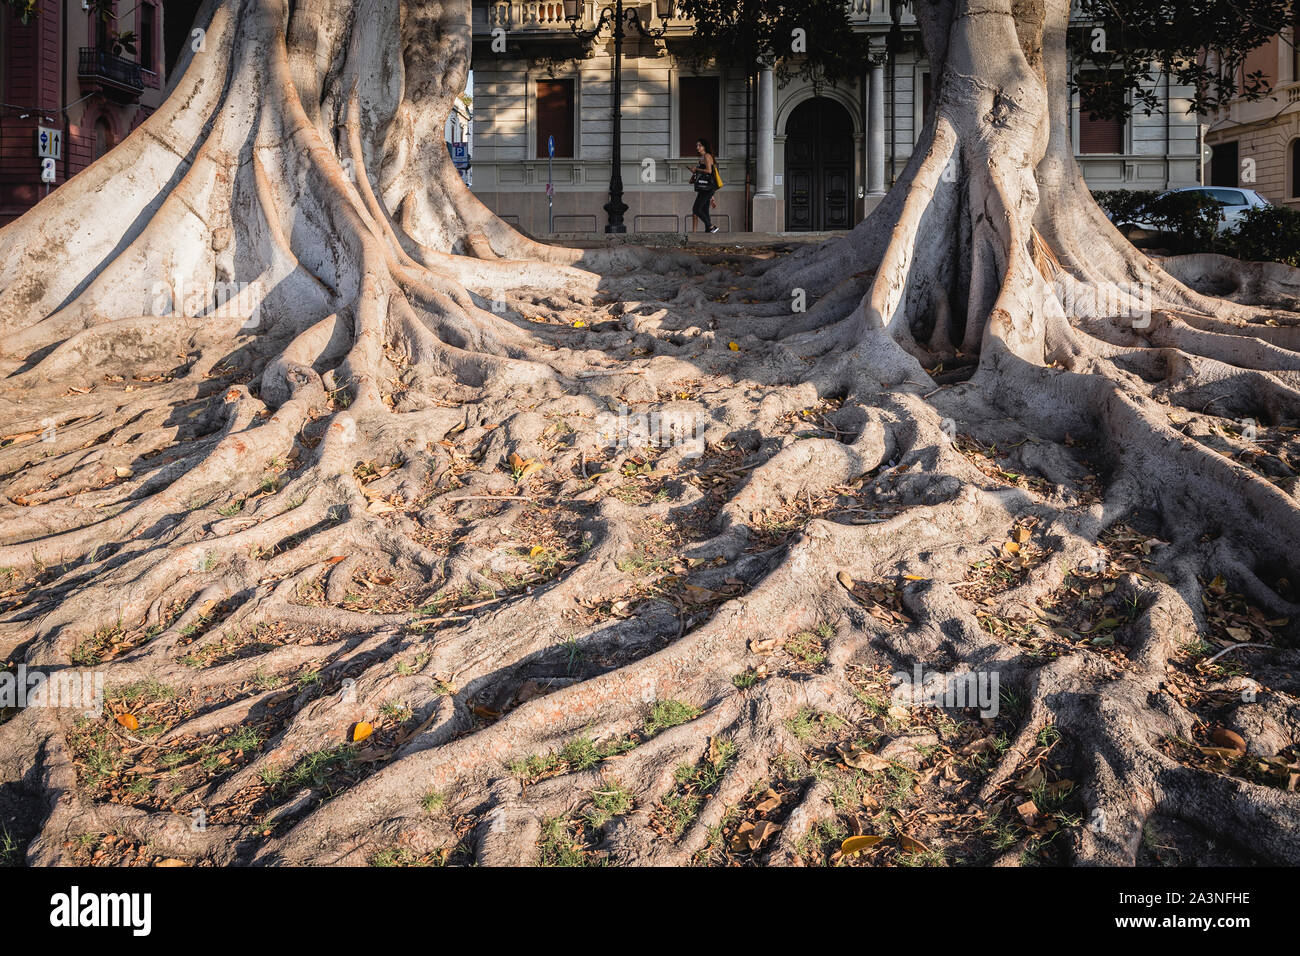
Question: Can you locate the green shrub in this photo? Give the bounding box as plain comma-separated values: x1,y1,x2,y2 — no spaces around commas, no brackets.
1224,205,1300,267
1093,189,1161,226
1092,189,1227,255
1141,191,1225,253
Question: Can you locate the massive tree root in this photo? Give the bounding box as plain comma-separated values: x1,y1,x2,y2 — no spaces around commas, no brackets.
1,0,1298,868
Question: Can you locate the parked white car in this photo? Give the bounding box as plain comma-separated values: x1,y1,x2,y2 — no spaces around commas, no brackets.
1120,186,1272,235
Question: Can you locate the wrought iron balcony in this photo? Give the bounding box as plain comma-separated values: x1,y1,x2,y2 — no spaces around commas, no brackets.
78,48,144,100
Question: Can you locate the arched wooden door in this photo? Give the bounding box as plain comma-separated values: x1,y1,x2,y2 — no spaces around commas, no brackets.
784,97,854,231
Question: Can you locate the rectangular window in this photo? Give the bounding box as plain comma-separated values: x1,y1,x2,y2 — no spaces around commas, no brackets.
141,4,157,72
678,76,719,158
1077,74,1124,155
536,79,574,158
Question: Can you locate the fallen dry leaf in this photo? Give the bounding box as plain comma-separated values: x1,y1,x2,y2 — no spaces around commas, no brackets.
841,834,885,856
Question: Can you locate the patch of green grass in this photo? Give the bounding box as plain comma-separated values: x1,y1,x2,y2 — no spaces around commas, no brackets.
586,780,634,828
786,630,826,666
732,670,758,690
0,826,23,866
223,726,262,752
394,650,431,676
784,707,845,742
379,700,409,721
537,817,597,867
1036,724,1061,748
615,554,673,576
272,745,358,796
252,668,286,691
643,699,700,737
659,738,737,838
851,688,889,716
797,817,848,865
216,499,245,517
421,790,446,814
71,623,123,666
107,679,176,704
999,686,1027,720
898,847,947,867
370,847,426,867
68,719,121,786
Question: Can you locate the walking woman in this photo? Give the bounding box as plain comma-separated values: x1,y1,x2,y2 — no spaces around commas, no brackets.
691,138,720,233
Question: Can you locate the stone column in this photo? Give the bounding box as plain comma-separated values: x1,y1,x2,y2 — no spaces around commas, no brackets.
867,56,887,198
752,65,782,233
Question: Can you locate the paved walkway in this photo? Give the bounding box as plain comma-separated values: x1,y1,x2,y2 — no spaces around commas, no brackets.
540,230,849,249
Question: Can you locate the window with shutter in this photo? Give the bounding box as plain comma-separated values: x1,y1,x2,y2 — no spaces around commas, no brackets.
678,76,720,157
1077,72,1124,155
536,80,574,159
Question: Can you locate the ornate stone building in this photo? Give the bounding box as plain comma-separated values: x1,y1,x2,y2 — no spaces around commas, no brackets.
0,0,182,225
1203,31,1300,208
470,0,1203,234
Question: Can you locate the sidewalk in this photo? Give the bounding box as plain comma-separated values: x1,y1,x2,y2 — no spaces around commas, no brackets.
540,230,849,249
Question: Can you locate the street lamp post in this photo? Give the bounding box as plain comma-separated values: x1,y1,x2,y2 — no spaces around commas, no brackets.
564,0,666,234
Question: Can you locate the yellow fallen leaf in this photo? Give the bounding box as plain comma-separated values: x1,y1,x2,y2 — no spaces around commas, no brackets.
529,545,546,557
836,571,854,591
114,466,133,479
841,835,885,856
351,721,373,743
156,859,189,867
902,574,929,581
116,713,139,731
517,461,544,482
1002,540,1020,555
573,319,587,328
728,341,740,351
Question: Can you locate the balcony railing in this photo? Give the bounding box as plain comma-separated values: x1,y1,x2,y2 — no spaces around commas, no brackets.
474,0,911,35
78,47,144,98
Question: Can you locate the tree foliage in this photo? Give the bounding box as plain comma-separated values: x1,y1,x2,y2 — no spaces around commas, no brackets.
1071,0,1298,118
674,0,871,85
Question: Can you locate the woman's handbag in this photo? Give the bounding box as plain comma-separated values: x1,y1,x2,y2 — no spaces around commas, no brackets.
692,169,712,191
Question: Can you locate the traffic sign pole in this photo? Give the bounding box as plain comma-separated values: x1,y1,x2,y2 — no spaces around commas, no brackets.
547,134,554,234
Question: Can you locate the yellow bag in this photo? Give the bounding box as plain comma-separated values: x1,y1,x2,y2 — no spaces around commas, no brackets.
713,165,724,189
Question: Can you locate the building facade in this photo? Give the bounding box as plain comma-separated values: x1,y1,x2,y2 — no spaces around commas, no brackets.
1203,31,1300,208
0,0,172,225
469,0,1203,235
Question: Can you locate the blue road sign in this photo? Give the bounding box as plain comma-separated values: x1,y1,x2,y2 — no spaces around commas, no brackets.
548,134,555,158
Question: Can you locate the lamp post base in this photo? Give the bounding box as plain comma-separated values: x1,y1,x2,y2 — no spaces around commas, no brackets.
603,191,628,234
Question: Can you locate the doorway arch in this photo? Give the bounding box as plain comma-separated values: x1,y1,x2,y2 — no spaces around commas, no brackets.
783,97,854,231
